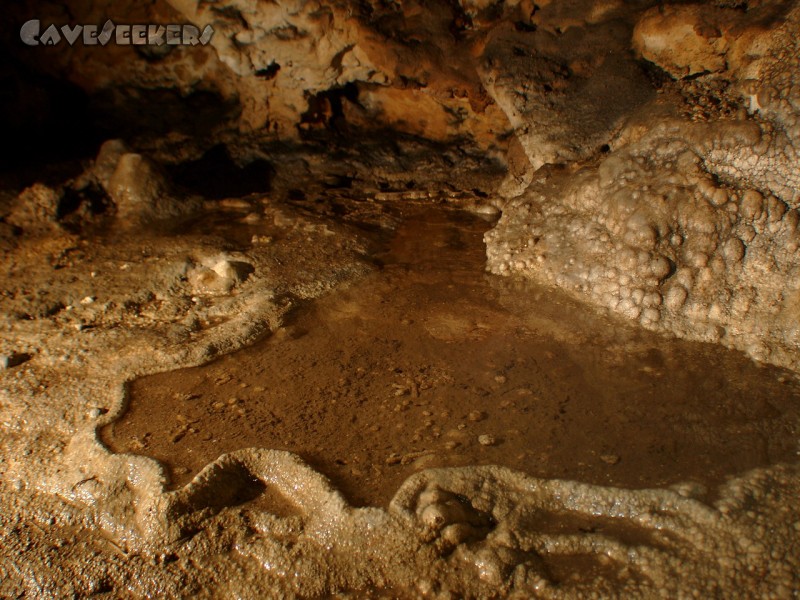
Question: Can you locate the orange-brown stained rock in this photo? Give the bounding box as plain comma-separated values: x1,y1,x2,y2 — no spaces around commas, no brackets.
101,205,800,507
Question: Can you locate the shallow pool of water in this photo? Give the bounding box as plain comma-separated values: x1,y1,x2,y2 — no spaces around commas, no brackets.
101,203,800,506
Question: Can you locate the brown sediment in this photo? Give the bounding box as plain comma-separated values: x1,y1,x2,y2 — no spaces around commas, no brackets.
102,204,800,507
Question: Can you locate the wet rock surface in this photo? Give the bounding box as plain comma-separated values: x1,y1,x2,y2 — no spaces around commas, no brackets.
1,0,800,597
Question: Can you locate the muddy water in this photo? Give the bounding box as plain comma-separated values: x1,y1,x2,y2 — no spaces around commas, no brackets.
101,204,800,507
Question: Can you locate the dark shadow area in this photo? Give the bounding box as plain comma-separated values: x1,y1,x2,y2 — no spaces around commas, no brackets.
298,82,360,135
175,462,267,511
167,144,275,200
88,86,240,141
0,51,102,184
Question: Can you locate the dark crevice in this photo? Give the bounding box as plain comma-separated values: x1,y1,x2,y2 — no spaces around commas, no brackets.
299,82,361,135
56,182,114,233
514,20,538,32
255,62,281,80
636,58,674,89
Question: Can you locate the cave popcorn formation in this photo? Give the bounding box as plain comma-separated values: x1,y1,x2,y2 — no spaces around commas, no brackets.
488,2,800,370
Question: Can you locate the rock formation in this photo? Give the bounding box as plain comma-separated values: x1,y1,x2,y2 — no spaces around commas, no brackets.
1,0,799,597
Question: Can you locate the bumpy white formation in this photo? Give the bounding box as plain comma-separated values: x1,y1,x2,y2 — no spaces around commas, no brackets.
2,1,800,596
4,436,800,597
488,2,800,371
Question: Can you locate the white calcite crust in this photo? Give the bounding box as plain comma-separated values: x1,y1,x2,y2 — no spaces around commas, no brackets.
487,3,800,371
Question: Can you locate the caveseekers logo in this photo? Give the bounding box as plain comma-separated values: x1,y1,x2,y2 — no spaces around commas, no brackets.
20,19,214,47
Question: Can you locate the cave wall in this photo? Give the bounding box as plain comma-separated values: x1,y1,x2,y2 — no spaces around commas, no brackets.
1,0,664,173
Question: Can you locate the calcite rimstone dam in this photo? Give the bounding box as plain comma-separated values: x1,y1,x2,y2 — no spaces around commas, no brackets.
0,0,799,597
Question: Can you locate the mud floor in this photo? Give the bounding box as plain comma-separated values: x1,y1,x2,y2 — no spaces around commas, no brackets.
103,205,800,507
2,187,800,598
4,0,800,590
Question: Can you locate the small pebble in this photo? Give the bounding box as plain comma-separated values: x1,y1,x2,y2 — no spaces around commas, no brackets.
600,454,621,465
468,410,486,422
478,434,496,446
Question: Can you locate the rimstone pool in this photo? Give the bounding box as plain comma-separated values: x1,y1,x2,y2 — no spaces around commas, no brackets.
103,203,800,507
